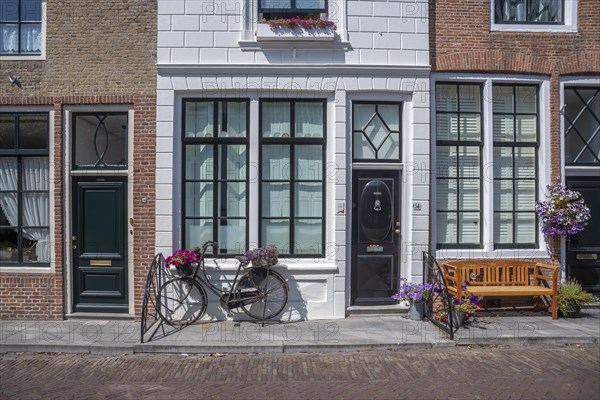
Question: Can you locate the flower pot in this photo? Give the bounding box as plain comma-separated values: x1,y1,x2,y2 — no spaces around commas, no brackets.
451,310,465,327
561,303,582,318
408,302,425,321
176,262,194,276
251,257,278,268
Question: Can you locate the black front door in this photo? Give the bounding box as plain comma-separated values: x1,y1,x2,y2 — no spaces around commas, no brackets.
351,170,400,304
567,177,600,294
72,177,128,313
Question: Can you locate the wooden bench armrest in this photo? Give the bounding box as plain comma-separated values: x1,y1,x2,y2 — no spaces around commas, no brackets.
534,263,559,295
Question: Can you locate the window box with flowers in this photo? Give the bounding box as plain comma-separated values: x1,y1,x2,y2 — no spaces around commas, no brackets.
256,18,336,41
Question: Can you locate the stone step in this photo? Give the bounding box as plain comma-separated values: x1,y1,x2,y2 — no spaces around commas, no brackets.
346,304,408,316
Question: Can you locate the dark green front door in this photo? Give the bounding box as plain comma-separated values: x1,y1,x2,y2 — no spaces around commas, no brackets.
566,177,600,294
72,177,128,313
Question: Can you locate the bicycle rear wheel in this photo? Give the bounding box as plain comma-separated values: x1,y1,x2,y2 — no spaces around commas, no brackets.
156,278,207,326
239,268,288,320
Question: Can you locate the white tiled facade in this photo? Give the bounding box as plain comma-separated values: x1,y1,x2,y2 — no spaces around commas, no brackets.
156,0,430,319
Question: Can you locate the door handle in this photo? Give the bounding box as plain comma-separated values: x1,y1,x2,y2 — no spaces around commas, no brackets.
394,229,400,235
72,236,77,241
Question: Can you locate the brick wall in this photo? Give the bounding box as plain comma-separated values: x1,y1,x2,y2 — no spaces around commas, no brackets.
0,1,157,320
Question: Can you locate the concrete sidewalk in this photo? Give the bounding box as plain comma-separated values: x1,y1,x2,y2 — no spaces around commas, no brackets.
1,308,598,355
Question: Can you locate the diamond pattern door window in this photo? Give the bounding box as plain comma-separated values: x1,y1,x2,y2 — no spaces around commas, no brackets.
352,103,402,162
564,87,600,165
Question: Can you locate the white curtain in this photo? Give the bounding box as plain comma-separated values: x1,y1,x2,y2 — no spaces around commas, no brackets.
220,102,246,138
262,103,291,137
295,103,323,138
0,157,50,262
20,24,42,52
1,25,18,53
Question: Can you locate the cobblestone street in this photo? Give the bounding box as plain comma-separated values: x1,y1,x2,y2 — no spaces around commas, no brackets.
1,345,599,399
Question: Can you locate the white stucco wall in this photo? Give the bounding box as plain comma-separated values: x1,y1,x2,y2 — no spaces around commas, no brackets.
156,0,431,320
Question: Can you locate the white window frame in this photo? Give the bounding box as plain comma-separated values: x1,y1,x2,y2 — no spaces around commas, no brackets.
432,74,552,260
0,105,55,273
490,0,578,33
0,0,47,60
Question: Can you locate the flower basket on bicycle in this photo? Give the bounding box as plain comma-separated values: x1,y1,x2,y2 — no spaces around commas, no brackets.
165,248,199,277
244,245,279,268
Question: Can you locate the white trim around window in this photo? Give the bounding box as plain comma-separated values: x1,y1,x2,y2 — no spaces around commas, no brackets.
490,0,578,33
0,0,47,60
432,74,552,259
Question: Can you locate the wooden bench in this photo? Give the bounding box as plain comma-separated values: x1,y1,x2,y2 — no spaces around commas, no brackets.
440,260,560,319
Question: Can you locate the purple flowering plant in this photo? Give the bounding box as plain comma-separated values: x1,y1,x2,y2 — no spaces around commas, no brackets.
165,248,199,269
392,278,433,303
266,17,337,31
453,281,483,315
244,245,279,268
536,181,591,238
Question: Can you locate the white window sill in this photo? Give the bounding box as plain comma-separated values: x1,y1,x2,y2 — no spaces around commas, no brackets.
490,23,577,33
0,55,45,61
256,23,336,42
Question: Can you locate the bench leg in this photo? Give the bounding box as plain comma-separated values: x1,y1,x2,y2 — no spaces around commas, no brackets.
552,295,558,320
532,295,540,311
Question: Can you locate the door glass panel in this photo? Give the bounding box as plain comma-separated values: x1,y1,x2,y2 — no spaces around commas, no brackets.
564,87,600,165
378,132,400,160
74,114,128,169
353,103,401,161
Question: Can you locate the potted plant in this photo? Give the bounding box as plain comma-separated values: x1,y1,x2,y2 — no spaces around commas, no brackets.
243,245,279,268
392,278,433,320
0,240,15,262
165,248,200,276
557,279,598,318
536,181,591,257
451,282,484,325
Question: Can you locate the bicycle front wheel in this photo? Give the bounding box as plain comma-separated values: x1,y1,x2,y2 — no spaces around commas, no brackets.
239,269,288,320
156,278,207,326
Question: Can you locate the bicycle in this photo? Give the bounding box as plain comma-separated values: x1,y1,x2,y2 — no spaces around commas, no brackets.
155,241,289,326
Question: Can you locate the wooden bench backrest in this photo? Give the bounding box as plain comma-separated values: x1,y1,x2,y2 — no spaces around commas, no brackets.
442,260,539,287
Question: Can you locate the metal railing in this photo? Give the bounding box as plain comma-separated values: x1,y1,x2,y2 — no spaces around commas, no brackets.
423,251,459,340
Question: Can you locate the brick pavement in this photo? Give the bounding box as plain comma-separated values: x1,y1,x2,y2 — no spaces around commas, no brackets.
1,345,599,399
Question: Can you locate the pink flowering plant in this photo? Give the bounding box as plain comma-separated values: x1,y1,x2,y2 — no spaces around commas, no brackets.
165,248,199,269
535,181,591,238
266,17,336,31
392,278,433,303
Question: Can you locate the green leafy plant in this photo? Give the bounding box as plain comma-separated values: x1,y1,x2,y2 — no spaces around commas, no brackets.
557,279,598,317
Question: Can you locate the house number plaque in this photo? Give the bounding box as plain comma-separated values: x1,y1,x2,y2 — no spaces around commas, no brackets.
90,260,112,266
576,254,598,260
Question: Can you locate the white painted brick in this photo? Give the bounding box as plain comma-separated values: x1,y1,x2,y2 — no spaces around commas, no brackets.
413,107,430,124
374,1,401,17
158,15,171,31
156,184,173,201
348,32,372,48
415,18,429,34
387,77,402,91
156,121,174,137
292,77,308,90
171,76,188,89
158,31,184,47
156,199,173,216
388,17,415,33
308,50,335,64
401,2,428,21
360,16,388,32
347,16,359,31
156,215,173,232
157,48,171,64
157,75,172,90
373,33,401,49
413,123,430,140
199,15,228,31
185,0,214,15
344,50,360,64
227,15,243,31
360,49,387,64
156,232,173,247
158,0,185,15
156,168,174,184
171,47,199,64
185,32,214,47
157,89,174,106
389,50,416,65
186,76,203,89
307,77,322,91
342,77,359,91
172,15,199,30
416,51,429,66
156,107,174,123
227,49,254,64
401,34,429,51
347,1,372,16
373,77,387,90
357,77,372,90
214,32,241,47
334,276,346,292
200,48,228,63
156,137,174,152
